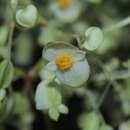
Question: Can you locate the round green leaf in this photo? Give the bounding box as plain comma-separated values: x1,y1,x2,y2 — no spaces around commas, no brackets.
56,59,90,87
0,25,8,46
0,89,6,101
47,87,62,108
38,27,61,46
78,112,100,130
16,5,37,28
0,60,14,89
43,42,85,61
83,27,104,51
14,32,33,66
13,92,31,114
58,104,69,114
100,124,113,130
48,108,60,121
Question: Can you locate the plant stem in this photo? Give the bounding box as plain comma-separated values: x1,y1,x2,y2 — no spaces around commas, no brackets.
97,81,112,108
38,15,49,27
8,22,15,60
31,59,45,75
104,16,130,32
7,3,15,61
85,90,105,123
86,90,98,111
93,69,130,81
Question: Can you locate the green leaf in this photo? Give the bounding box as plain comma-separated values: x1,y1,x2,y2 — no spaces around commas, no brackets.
100,124,113,130
78,112,100,130
0,89,6,101
14,32,33,66
38,27,61,46
0,47,8,59
119,121,130,130
35,81,61,110
0,60,14,89
16,5,37,28
83,27,104,51
0,25,8,46
56,59,90,87
13,92,31,114
10,0,18,9
35,81,50,110
87,0,102,4
43,42,85,61
47,87,61,108
48,108,60,121
58,104,69,114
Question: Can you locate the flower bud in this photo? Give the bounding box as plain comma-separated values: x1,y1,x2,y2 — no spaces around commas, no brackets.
83,27,104,51
16,5,38,28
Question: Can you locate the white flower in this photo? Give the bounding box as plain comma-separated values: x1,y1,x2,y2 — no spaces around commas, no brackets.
42,42,90,87
50,0,82,23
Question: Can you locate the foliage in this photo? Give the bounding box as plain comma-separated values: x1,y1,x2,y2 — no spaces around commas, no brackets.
0,0,130,130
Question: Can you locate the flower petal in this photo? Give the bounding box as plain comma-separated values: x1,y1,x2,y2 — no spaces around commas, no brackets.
35,81,50,110
45,61,57,71
74,50,86,61
56,59,90,87
43,42,85,61
35,81,62,110
40,69,56,81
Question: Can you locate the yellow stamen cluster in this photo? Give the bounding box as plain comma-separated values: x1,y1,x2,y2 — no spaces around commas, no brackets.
55,53,74,70
58,0,71,8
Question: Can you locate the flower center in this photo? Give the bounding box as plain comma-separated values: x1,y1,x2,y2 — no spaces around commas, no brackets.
58,0,71,8
55,53,74,70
